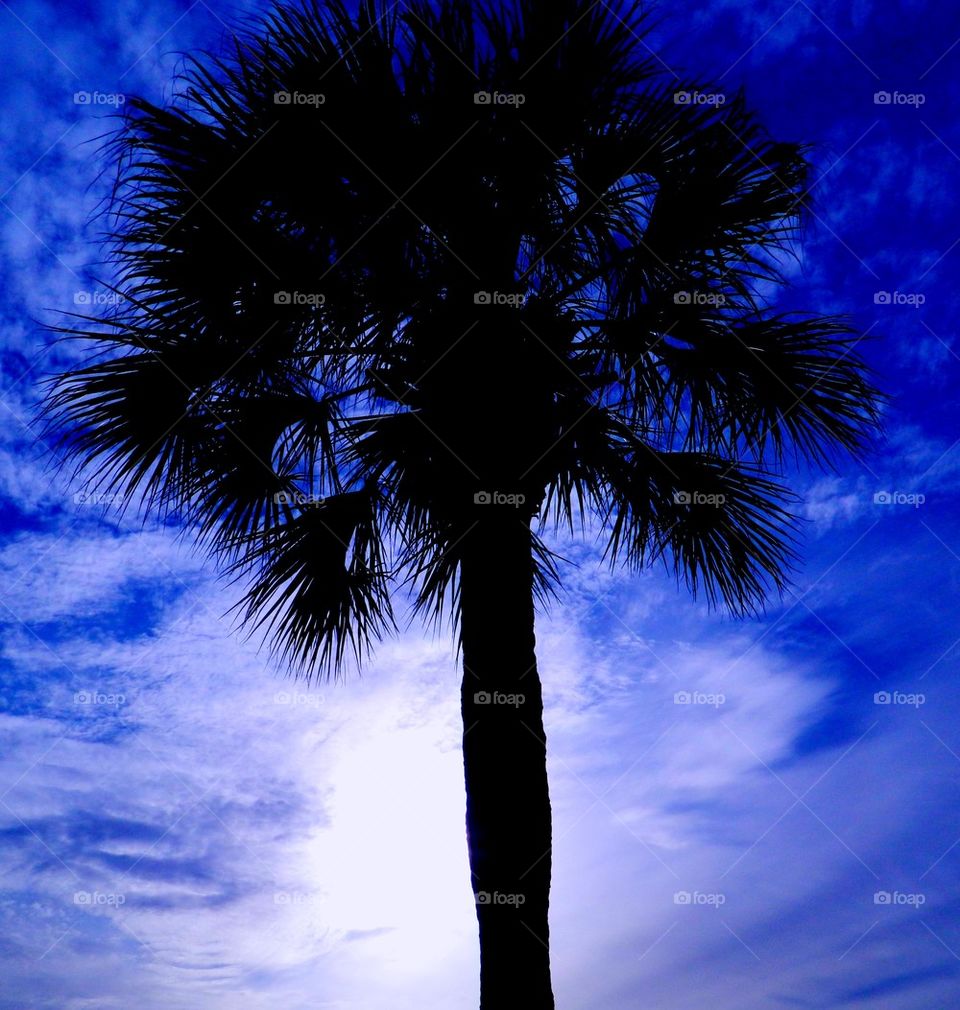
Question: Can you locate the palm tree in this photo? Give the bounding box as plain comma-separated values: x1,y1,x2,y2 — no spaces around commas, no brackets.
44,1,883,1006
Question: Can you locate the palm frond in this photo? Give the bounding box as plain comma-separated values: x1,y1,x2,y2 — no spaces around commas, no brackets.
602,444,800,614
660,314,883,464
229,484,394,680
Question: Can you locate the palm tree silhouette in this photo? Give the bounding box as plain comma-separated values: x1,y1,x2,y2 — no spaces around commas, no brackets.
45,1,883,1006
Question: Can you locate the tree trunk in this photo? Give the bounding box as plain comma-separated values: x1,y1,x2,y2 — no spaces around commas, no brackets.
459,514,555,1009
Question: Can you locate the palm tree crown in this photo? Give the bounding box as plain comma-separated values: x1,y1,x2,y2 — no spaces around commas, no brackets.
46,0,882,676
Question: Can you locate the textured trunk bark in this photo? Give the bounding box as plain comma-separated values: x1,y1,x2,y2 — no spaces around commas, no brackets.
459,515,555,1009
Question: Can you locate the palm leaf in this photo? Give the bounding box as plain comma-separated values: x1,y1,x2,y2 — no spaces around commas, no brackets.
229,484,394,679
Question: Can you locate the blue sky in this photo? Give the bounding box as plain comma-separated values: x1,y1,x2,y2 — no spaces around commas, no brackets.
1,1,959,1008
